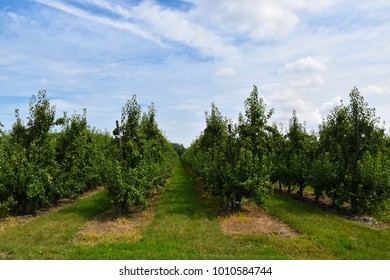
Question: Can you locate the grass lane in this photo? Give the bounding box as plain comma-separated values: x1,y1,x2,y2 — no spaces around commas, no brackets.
264,193,390,259
0,190,111,259
69,161,333,259
1,160,388,259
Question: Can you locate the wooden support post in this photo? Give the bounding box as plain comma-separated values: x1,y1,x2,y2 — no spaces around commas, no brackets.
116,120,123,160
228,123,233,165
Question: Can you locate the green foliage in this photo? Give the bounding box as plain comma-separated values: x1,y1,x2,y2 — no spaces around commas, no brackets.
183,86,273,210
0,92,59,213
0,91,117,216
316,87,386,213
268,124,288,188
264,87,390,214
355,151,390,213
0,92,175,216
308,152,337,202
0,135,17,215
232,86,274,208
1,86,389,217
279,110,314,196
55,109,108,198
184,85,389,215
171,143,186,156
105,95,176,213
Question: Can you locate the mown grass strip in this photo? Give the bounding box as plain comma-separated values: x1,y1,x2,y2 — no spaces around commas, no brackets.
0,190,111,259
69,162,333,260
263,193,390,259
1,160,388,260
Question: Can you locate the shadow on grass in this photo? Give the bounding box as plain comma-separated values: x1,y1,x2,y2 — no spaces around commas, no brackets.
264,192,390,259
57,190,112,220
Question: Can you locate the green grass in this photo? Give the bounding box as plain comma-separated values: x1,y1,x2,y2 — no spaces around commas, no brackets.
0,160,389,259
263,193,390,259
67,162,295,259
0,190,111,259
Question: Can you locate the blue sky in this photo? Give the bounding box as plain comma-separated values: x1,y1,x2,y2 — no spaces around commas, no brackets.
1,0,390,146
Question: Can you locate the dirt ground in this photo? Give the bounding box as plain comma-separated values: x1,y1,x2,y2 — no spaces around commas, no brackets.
73,185,166,246
191,170,299,238
218,203,299,238
73,205,157,245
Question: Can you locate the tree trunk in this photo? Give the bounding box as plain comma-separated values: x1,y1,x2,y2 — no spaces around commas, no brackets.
231,194,242,211
120,192,129,215
299,183,304,198
331,190,337,208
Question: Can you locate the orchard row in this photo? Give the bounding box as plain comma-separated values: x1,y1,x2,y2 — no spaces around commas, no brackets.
182,86,390,214
0,91,177,216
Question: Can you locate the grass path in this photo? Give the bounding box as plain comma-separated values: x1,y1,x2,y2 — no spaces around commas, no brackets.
67,161,334,259
265,193,390,259
0,190,111,259
0,160,388,259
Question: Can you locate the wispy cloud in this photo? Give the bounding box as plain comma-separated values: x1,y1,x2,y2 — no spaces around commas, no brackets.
363,85,390,95
214,67,236,77
35,0,239,58
132,1,239,58
35,0,163,45
1,0,390,146
188,0,336,40
280,56,327,73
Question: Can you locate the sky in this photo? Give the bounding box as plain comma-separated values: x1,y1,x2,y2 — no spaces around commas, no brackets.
1,0,390,146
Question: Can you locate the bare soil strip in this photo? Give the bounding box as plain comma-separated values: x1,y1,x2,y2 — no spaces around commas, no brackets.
218,203,299,238
190,168,299,238
73,206,157,245
73,185,167,246
0,215,33,234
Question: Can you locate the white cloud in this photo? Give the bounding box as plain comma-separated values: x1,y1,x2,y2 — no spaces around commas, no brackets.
280,56,327,73
273,56,328,100
6,12,28,23
189,0,297,40
363,85,390,95
170,102,203,115
82,0,133,18
40,78,49,86
39,0,239,59
189,0,336,40
2,0,390,146
268,94,323,130
51,99,85,113
35,0,164,45
132,1,239,58
214,67,236,77
319,96,343,113
360,1,390,9
286,98,307,111
289,74,325,88
282,0,336,12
